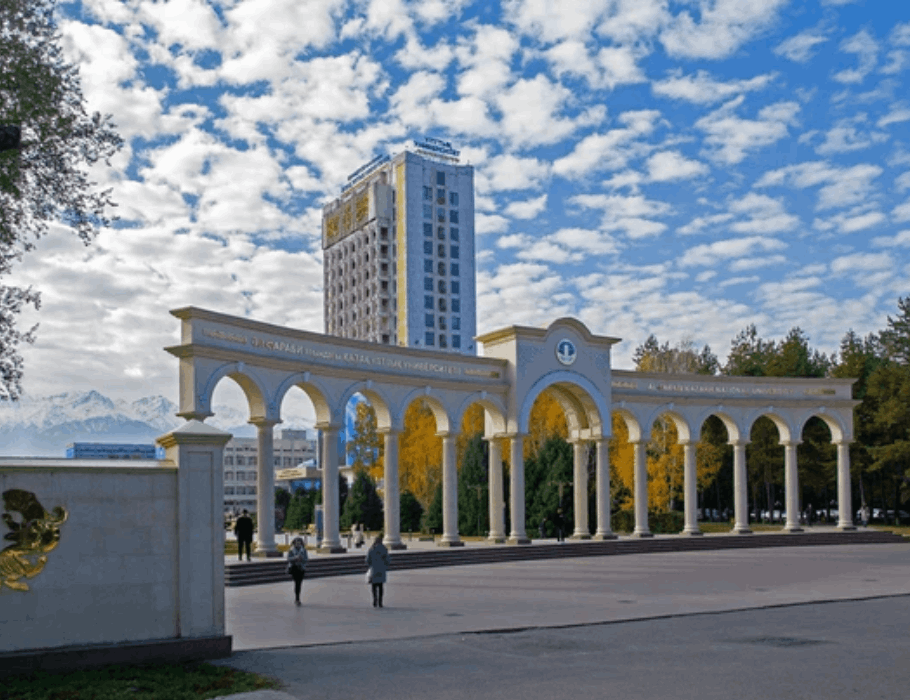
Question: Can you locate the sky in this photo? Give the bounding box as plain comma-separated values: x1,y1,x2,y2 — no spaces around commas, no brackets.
7,0,910,417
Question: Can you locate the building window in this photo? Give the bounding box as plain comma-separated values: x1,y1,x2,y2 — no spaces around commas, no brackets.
437,226,445,240
453,334,461,349
424,295,434,309
451,245,459,259
274,457,281,466
437,187,445,203
450,210,459,224
452,316,461,330
438,244,446,258
450,227,459,241
424,259,433,273
439,334,448,348
425,313,434,327
436,171,445,186
451,262,459,276
438,279,447,294
236,456,245,466
423,185,432,201
438,262,446,276
437,209,445,222
439,316,447,330
423,241,433,255
249,456,257,466
424,277,433,291
439,297,447,312
450,191,459,206
225,471,234,480
424,223,432,237
225,487,234,495
225,456,234,466
451,281,460,295
423,204,433,219
425,332,435,346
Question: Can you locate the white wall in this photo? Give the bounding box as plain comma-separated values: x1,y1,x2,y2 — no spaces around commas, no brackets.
0,460,180,653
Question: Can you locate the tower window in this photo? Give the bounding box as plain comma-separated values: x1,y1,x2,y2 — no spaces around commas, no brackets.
451,262,459,276
450,227,459,241
425,332,435,346
423,204,433,219
425,313,434,328
424,277,433,291
449,210,458,224
423,186,432,201
452,334,461,349
450,192,459,206
438,244,446,258
424,259,433,273
423,241,432,255
439,334,448,349
436,171,445,186
424,295,434,309
424,223,432,237
450,245,459,259
451,281,460,295
451,299,460,312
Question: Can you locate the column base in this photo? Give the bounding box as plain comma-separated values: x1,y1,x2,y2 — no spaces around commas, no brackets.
388,542,408,550
592,532,617,540
570,534,592,540
507,536,531,545
680,529,703,536
437,539,465,547
733,526,753,535
253,548,283,558
630,531,653,538
487,536,508,544
783,525,803,533
838,524,857,531
316,545,347,554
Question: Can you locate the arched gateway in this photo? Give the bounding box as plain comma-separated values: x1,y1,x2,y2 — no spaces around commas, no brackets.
167,307,859,553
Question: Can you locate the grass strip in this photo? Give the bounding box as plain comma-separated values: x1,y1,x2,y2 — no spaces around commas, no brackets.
1,661,279,700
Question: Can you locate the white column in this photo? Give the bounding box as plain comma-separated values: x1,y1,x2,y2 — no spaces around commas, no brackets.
157,421,232,640
681,441,701,535
252,419,279,557
319,426,345,553
783,440,803,532
631,440,652,537
836,440,856,530
731,439,751,534
382,430,405,549
509,435,530,544
439,434,463,546
487,437,506,542
571,440,591,539
593,438,615,539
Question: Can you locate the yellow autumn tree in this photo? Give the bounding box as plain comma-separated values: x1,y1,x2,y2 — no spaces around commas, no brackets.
457,403,485,465
397,400,442,507
347,401,384,482
610,414,634,510
525,392,568,459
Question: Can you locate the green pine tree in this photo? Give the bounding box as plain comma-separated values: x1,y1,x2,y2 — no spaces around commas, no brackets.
340,470,383,530
458,433,488,536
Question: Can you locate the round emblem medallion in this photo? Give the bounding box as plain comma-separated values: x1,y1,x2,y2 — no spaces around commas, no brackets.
555,338,577,366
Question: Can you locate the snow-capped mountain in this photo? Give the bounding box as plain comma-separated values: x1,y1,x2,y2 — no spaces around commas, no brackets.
0,390,315,457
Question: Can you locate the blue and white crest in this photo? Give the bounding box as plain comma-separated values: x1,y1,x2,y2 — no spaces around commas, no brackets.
555,338,577,366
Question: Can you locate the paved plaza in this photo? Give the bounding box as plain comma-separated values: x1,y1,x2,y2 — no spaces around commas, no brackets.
214,540,910,699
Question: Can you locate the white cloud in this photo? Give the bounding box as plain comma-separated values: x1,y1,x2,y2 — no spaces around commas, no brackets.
774,30,828,62
552,110,660,179
878,106,910,128
494,74,590,147
829,251,894,275
897,171,910,191
477,262,574,333
833,29,878,84
660,0,789,60
477,155,550,193
893,199,910,222
505,194,548,219
652,70,776,104
678,236,787,267
455,24,518,99
729,193,799,233
756,161,883,211
394,35,455,71
677,213,735,235
872,230,910,247
503,0,614,43
647,151,709,182
815,120,888,156
476,214,511,235
570,193,671,239
696,96,799,164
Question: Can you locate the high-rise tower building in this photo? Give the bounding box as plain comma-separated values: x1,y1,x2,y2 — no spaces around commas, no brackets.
322,140,476,354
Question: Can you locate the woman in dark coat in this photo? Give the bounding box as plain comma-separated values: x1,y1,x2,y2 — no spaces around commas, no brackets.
365,534,390,608
287,537,308,606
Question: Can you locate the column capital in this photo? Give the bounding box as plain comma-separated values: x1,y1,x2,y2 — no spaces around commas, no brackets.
505,432,528,440
728,438,750,447
315,423,343,434
780,439,802,447
677,439,696,447
833,438,853,446
248,417,280,429
378,427,400,437
157,420,232,449
436,431,461,439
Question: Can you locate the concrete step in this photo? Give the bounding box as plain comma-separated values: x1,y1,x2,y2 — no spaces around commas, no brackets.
224,530,906,587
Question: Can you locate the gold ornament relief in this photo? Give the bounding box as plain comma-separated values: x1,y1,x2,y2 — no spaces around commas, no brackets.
1,489,68,592
355,192,369,226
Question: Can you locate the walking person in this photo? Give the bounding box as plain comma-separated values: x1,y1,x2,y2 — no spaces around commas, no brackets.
234,509,254,561
365,534,390,608
538,517,547,539
287,537,308,606
555,509,565,543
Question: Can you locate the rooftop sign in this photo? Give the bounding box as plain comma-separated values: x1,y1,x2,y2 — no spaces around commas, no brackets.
413,136,460,162
342,153,390,193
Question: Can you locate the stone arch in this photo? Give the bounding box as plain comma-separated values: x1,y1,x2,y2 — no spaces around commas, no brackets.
796,409,850,443
201,362,270,422
517,370,609,438
612,405,647,443
692,407,745,443
743,407,797,443
273,372,334,426
453,392,508,436
640,405,695,443
397,386,455,434
335,382,395,432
